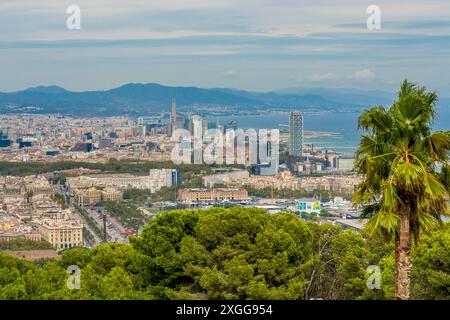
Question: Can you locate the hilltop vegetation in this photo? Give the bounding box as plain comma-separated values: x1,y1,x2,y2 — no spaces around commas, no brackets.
0,207,448,300
0,159,216,177
0,239,54,251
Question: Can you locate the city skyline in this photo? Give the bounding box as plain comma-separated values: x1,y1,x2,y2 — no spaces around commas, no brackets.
0,1,448,304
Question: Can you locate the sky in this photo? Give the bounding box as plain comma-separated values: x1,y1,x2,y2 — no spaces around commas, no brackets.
0,0,450,94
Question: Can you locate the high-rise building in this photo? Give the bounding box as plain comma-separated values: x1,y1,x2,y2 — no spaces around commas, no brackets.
333,156,355,172
149,169,181,189
191,115,203,134
289,111,304,156
202,118,209,133
171,170,182,186
188,112,194,134
216,117,223,133
172,98,177,120
168,98,177,136
191,115,204,164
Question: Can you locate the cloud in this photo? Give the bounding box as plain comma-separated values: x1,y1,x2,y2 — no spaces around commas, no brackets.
219,70,239,79
352,68,376,81
177,50,240,56
310,69,376,82
3,0,450,42
310,72,338,81
0,1,449,92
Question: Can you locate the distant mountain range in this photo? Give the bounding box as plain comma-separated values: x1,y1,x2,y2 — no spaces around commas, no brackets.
0,83,447,116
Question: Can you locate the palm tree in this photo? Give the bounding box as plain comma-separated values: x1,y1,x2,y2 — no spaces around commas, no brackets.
353,80,450,300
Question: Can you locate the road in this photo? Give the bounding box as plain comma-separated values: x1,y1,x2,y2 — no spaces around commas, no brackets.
74,205,103,246
85,206,129,243
52,184,129,246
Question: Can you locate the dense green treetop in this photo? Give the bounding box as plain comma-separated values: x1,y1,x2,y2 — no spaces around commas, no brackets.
0,207,448,300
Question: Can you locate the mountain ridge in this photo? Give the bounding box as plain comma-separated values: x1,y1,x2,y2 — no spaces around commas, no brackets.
0,83,446,116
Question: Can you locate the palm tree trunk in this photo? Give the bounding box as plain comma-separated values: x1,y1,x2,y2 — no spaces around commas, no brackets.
395,206,411,300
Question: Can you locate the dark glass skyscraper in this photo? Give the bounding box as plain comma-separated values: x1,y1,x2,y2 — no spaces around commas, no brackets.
289,111,303,156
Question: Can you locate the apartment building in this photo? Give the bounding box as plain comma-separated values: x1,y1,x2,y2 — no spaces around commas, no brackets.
38,219,83,250
67,169,179,193
178,188,249,203
73,187,102,206
101,187,123,202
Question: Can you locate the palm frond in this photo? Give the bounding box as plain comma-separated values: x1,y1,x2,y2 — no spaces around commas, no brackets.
357,106,392,134
358,202,381,218
414,131,450,162
381,181,399,213
391,158,426,193
364,210,399,239
355,80,448,244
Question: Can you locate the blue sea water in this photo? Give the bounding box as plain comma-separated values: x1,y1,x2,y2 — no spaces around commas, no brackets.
218,106,450,154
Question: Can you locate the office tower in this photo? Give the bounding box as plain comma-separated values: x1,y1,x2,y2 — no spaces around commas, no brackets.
171,98,177,130
172,98,177,119
66,128,73,139
191,115,203,135
333,156,355,172
177,116,186,129
83,132,93,141
288,111,303,156
192,115,203,164
188,112,194,134
202,118,209,133
168,98,177,136
216,117,224,133
171,169,182,186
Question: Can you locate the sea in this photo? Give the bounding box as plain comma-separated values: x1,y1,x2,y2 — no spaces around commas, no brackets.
218,106,450,154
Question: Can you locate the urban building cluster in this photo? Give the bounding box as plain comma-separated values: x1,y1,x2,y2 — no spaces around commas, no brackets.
73,187,123,206
66,169,180,200
0,175,83,250
0,102,366,251
203,170,362,194
0,107,355,175
0,114,172,163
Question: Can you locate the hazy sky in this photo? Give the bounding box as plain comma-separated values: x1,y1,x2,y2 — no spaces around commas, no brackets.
1,0,450,94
